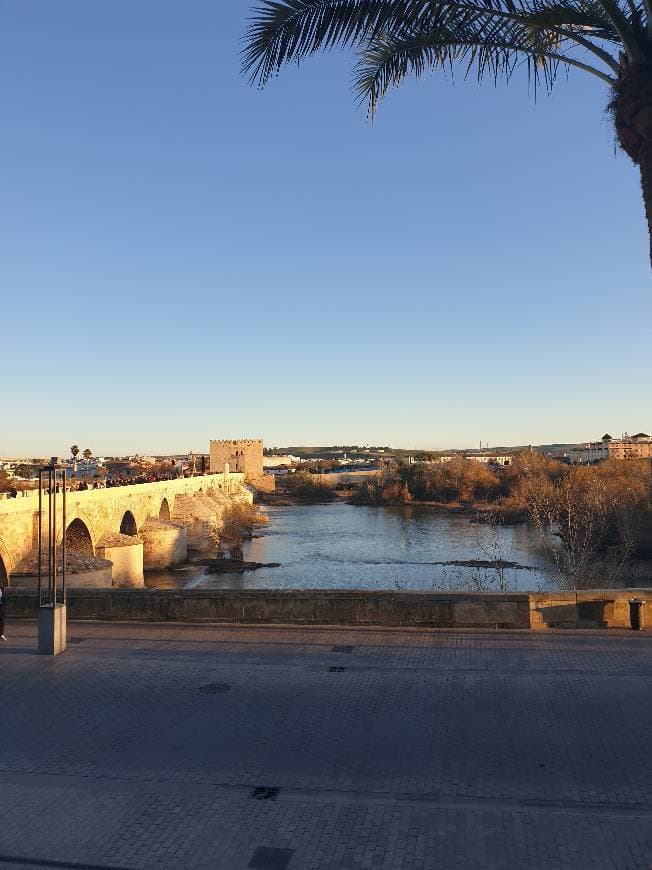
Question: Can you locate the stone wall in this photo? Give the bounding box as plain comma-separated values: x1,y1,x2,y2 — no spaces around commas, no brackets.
249,474,276,494
10,565,113,590
140,519,187,569
3,588,530,626
6,587,651,629
95,540,144,588
529,589,648,629
0,499,35,577
171,491,228,550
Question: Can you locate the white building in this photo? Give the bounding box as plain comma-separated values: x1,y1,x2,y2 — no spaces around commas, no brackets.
569,433,652,464
433,454,512,466
69,457,105,478
263,455,301,469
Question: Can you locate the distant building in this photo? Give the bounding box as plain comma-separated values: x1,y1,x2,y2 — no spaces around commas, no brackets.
67,457,105,479
262,455,301,469
434,453,512,466
467,454,512,466
569,433,652,464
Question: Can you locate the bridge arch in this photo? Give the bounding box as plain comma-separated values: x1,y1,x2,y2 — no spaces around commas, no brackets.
0,536,14,582
62,508,99,551
119,510,138,537
65,518,94,556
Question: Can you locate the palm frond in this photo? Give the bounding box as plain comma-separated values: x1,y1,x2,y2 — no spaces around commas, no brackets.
243,0,432,85
243,0,623,98
523,1,616,35
354,17,615,116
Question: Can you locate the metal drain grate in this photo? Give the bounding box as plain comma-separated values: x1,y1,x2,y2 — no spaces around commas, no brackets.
198,683,230,695
331,645,354,653
328,666,347,672
250,787,280,801
248,846,295,869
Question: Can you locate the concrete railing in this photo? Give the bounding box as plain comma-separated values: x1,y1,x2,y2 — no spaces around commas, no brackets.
5,588,652,630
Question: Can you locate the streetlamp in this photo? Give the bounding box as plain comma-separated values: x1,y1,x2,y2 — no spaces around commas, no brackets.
37,459,67,655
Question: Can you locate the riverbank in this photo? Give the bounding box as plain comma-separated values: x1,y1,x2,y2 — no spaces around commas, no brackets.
260,490,495,513
348,492,530,522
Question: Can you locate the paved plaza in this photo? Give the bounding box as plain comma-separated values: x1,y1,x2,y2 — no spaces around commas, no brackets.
2,622,652,869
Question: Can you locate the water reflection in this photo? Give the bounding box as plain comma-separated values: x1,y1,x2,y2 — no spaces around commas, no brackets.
146,502,558,592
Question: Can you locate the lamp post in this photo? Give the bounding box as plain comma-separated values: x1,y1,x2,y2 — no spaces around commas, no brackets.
37,459,67,655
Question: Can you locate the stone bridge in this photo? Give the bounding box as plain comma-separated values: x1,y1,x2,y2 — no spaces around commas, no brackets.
0,471,251,587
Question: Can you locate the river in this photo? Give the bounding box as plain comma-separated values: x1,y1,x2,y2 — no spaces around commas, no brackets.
146,502,560,592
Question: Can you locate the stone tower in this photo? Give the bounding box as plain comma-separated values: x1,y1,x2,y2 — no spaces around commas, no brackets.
209,439,275,492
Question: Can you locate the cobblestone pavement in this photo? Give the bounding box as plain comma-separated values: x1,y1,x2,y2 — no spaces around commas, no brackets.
2,622,652,869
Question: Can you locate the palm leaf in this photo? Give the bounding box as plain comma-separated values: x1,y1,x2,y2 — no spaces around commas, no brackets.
243,0,433,85
244,0,620,97
355,29,559,112
523,1,618,36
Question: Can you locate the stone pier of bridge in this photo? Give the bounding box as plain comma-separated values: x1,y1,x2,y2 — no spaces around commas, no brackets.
0,471,252,588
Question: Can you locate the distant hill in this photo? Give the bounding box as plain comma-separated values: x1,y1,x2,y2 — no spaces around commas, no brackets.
269,443,578,459
268,446,391,459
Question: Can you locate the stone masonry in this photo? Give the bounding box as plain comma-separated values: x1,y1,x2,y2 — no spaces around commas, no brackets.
209,439,275,493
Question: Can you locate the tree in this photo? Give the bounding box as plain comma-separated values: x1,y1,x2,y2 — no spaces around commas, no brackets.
244,0,652,264
521,460,648,588
284,471,338,500
70,445,79,460
83,448,92,461
220,502,268,559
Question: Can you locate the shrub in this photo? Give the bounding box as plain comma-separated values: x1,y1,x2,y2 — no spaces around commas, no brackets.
220,502,268,558
284,472,337,501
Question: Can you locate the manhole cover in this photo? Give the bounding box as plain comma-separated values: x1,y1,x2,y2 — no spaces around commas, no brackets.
198,683,230,694
328,666,347,672
251,786,280,801
331,645,353,653
249,846,295,869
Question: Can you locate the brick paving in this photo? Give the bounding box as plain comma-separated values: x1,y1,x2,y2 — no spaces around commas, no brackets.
2,622,652,869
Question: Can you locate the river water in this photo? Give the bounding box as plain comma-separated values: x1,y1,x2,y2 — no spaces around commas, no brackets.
146,502,560,592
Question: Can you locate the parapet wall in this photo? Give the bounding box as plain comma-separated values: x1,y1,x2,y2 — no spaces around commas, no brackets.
5,588,652,629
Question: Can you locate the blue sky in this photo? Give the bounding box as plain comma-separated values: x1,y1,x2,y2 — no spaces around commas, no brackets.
0,0,649,457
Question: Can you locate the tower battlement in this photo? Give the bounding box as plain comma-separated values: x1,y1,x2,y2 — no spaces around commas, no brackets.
210,439,263,448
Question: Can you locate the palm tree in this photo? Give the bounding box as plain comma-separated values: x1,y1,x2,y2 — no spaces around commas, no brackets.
83,448,92,461
243,0,652,264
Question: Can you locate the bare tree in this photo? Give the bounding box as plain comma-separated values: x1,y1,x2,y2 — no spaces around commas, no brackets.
523,463,646,589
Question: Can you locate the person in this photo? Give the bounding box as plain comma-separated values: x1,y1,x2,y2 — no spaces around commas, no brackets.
0,585,7,641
